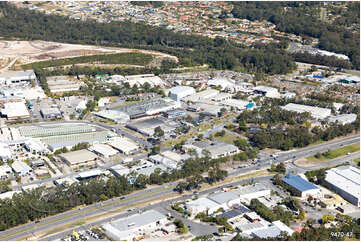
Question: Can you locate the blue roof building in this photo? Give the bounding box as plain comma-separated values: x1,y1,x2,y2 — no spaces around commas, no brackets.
282,174,321,198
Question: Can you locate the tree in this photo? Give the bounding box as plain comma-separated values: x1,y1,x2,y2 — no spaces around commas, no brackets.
154,126,164,138
321,214,335,224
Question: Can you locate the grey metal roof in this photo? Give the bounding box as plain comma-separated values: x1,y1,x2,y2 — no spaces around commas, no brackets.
109,210,166,232
218,206,250,219
207,190,239,205
251,226,282,238
282,174,318,192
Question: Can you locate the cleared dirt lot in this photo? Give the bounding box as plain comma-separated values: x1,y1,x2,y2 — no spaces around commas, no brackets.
0,40,178,71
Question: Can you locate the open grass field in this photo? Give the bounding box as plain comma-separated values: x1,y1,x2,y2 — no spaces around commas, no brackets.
212,131,239,144
306,143,360,163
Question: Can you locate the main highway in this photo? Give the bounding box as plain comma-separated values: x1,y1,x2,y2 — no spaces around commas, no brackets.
0,134,359,241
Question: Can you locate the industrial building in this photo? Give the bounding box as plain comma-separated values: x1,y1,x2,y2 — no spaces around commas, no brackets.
205,141,240,159
251,221,294,238
282,174,321,198
220,99,255,111
59,149,98,170
88,143,118,158
109,164,130,178
41,131,114,152
185,197,223,215
183,89,219,103
126,117,176,137
108,137,139,155
24,138,48,155
0,142,12,161
116,98,180,119
103,210,168,241
327,114,357,125
281,103,332,120
0,191,21,200
253,86,280,98
0,70,37,85
168,86,195,101
54,177,78,188
1,101,30,120
40,107,62,120
93,110,130,124
0,164,12,180
124,74,166,87
18,124,96,138
325,166,360,207
11,160,32,176
163,109,186,119
46,76,83,93
148,154,179,170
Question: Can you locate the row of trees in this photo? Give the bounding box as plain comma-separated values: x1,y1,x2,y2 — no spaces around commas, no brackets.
0,151,234,231
249,120,359,151
22,52,154,70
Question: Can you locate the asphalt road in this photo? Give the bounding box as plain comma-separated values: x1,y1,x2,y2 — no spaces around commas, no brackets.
0,135,359,241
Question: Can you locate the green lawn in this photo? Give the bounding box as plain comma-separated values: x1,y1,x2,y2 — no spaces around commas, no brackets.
307,143,360,162
212,132,238,145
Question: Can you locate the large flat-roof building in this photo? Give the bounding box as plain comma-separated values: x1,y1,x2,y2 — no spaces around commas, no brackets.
282,174,321,198
195,141,240,159
281,103,331,120
46,76,83,93
0,142,12,161
59,149,98,170
325,166,360,207
327,114,357,125
124,74,166,87
11,160,32,176
185,197,223,215
88,143,118,158
103,210,168,241
108,137,139,155
116,98,180,119
169,86,196,101
126,117,176,137
1,101,30,120
40,107,62,120
93,110,130,124
18,124,95,138
253,86,280,98
183,89,219,103
0,70,36,85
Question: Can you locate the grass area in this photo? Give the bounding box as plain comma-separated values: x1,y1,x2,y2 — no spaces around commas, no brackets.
306,143,360,162
212,131,238,145
211,113,237,126
353,157,360,164
198,123,211,132
163,131,197,148
21,52,153,69
233,169,276,181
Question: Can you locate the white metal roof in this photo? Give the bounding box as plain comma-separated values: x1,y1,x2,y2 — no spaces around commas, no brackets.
1,102,30,118
109,137,139,154
169,85,195,95
89,143,118,156
282,103,331,119
11,160,32,173
325,166,360,200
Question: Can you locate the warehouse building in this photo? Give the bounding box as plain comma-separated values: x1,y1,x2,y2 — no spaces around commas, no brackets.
108,137,139,155
41,131,114,152
163,109,186,119
327,114,357,125
185,197,223,215
88,143,118,158
0,164,12,180
220,99,255,111
169,86,195,101
109,164,130,178
281,103,331,120
253,86,280,98
117,98,180,119
93,110,130,124
59,149,98,170
18,124,96,138
40,107,62,120
54,177,78,188
325,166,360,207
1,101,30,120
183,89,219,103
126,117,176,137
205,141,240,159
11,160,32,176
46,76,83,93
103,210,168,241
0,142,12,161
124,74,166,87
24,139,48,155
0,70,37,85
282,174,321,198
251,221,294,238
237,183,271,202
148,154,179,170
